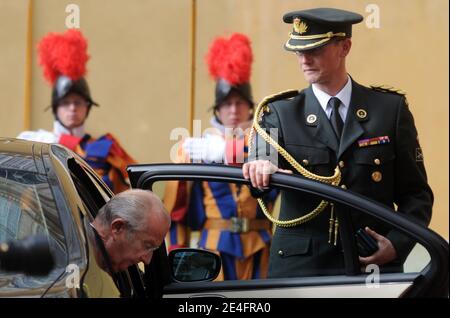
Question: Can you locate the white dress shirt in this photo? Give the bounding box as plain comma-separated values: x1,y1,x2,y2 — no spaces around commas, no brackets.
311,75,352,122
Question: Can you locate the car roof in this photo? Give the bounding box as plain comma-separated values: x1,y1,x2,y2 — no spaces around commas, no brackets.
0,138,76,173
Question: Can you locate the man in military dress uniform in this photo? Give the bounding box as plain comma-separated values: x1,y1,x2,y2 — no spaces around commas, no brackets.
243,8,433,277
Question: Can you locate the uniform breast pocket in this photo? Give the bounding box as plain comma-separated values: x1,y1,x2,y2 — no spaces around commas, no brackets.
285,144,332,175
353,145,396,193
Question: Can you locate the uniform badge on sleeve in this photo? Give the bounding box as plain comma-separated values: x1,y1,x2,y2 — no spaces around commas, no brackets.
358,136,390,148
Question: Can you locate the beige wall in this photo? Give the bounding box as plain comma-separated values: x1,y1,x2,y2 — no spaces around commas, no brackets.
0,0,28,137
0,0,448,239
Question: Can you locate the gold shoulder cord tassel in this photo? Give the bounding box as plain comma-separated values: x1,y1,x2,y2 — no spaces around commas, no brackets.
328,203,335,243
328,203,339,245
334,217,339,246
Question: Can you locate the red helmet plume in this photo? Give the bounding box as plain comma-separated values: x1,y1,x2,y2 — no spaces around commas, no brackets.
37,29,89,85
206,33,253,85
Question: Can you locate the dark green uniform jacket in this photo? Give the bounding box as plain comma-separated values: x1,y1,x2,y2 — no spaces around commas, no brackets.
252,79,433,278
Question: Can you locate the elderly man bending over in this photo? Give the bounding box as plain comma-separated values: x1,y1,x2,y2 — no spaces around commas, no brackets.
89,189,171,274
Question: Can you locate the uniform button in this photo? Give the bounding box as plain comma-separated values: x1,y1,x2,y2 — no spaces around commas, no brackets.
340,184,347,189
338,161,345,168
302,159,309,166
372,171,382,182
374,158,381,165
278,250,284,256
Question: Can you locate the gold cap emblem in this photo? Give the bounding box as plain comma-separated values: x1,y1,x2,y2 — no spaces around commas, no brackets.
293,18,308,34
356,109,367,119
306,114,317,124
371,171,382,182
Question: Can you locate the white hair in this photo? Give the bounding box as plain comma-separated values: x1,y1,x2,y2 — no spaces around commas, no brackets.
95,189,167,236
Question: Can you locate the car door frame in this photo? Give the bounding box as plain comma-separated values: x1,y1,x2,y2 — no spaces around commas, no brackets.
128,163,449,298
51,146,146,297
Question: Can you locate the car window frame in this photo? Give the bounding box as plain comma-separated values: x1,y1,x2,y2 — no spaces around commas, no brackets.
66,157,147,297
51,145,145,298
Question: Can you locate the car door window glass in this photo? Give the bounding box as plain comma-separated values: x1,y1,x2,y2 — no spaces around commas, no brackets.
80,162,113,202
0,156,68,292
67,159,109,214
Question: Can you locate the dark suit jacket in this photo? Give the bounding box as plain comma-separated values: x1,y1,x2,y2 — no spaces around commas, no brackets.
252,79,433,278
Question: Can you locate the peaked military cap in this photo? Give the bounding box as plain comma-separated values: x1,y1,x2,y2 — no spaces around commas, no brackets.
283,8,363,52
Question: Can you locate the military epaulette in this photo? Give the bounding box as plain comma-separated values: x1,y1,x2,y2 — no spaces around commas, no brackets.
262,89,300,104
259,89,299,113
370,85,407,96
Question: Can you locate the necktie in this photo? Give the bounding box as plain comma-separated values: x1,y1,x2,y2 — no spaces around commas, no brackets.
329,97,343,142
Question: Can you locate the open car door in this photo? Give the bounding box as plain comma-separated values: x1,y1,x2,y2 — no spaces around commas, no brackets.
128,164,448,298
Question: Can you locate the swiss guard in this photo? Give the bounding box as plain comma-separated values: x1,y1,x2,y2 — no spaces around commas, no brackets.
18,29,136,193
164,33,278,280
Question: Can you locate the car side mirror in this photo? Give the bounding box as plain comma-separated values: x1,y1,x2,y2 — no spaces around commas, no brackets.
168,248,221,282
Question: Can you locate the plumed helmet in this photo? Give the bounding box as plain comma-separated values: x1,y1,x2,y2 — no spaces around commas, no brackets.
37,29,98,116
206,33,254,111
